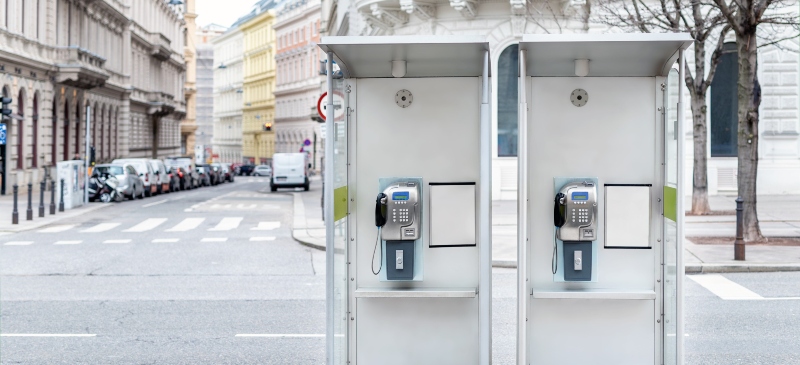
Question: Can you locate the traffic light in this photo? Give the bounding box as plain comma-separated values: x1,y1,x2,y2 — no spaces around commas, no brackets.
1,97,11,118
263,122,272,131
90,146,96,165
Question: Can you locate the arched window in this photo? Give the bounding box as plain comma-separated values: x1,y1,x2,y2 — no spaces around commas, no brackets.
16,89,25,170
32,92,38,168
710,42,738,157
63,102,70,161
51,98,57,165
497,44,518,157
74,103,81,156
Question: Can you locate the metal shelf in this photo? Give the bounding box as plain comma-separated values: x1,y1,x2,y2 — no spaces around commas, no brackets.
355,287,477,298
531,289,656,300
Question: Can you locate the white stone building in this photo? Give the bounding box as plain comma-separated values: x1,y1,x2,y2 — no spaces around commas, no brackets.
321,0,800,199
211,26,244,164
274,0,324,171
0,0,186,195
195,24,226,163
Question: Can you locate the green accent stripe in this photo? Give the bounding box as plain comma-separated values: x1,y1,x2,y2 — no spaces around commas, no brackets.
664,186,677,222
334,186,348,222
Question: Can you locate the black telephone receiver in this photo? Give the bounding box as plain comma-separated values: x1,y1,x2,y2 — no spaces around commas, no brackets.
375,193,388,227
553,192,566,228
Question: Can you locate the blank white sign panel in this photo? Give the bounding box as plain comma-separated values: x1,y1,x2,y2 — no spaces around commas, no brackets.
605,185,651,248
429,184,476,247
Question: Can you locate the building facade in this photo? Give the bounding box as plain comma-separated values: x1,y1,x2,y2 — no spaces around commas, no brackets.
180,0,197,158
0,0,185,195
194,24,226,163
274,0,324,171
240,3,278,165
212,27,244,164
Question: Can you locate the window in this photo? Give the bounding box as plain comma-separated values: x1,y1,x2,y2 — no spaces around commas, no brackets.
710,42,738,157
497,44,518,157
32,93,38,167
16,89,25,169
63,103,69,161
51,98,56,165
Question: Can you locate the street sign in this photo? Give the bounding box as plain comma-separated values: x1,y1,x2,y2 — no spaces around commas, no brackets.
0,123,6,145
317,91,345,121
304,139,311,146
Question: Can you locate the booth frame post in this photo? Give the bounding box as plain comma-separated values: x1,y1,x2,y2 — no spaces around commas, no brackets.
479,50,492,365
325,51,335,365
516,49,528,365
676,49,686,365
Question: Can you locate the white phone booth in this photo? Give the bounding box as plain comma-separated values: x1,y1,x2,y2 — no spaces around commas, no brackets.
319,36,493,365
516,34,692,365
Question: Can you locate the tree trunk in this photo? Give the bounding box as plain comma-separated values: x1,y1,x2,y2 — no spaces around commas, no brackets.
736,31,766,243
690,93,711,215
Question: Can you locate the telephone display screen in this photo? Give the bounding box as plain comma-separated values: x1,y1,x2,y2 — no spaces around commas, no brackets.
571,192,589,201
392,192,409,201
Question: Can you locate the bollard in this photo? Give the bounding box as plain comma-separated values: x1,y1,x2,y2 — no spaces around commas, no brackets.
12,184,19,224
734,196,745,261
59,178,65,212
26,182,33,221
39,180,46,217
50,180,56,215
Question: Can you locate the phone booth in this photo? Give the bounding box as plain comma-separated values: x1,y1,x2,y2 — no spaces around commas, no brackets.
516,34,692,365
319,36,493,365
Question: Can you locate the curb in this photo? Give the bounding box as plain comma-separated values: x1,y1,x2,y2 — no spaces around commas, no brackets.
0,203,111,233
685,263,800,274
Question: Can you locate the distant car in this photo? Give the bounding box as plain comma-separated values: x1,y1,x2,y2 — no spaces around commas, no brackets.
166,167,181,192
197,164,220,185
148,159,171,194
113,158,157,197
220,165,234,183
94,164,145,200
253,165,272,177
195,166,212,186
270,153,309,191
238,164,256,176
210,163,224,185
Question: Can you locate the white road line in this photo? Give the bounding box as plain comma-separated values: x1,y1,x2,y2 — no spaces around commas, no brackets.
152,238,179,243
166,218,205,232
208,217,243,231
81,223,121,233
142,199,168,208
235,334,324,338
54,240,82,245
688,274,763,300
104,239,132,244
251,222,281,231
39,225,76,233
201,237,228,242
1,334,96,337
4,241,34,246
249,237,276,242
124,218,167,232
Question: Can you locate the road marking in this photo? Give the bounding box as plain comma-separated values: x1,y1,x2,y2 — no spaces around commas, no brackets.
152,238,179,243
235,334,324,338
104,239,132,244
201,237,228,242
54,240,82,245
208,217,243,231
166,218,205,232
688,274,763,300
252,222,281,231
81,223,121,233
249,237,276,242
1,334,96,337
39,225,76,233
4,241,34,246
124,218,167,232
142,199,168,208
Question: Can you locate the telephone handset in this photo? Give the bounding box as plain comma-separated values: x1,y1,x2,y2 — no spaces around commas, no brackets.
372,182,420,276
554,182,597,241
375,193,388,227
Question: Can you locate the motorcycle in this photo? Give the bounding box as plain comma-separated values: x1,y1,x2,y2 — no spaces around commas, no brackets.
89,174,122,203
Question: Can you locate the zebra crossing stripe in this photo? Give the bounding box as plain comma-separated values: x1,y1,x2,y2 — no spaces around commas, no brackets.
124,218,168,232
152,238,180,243
4,241,34,246
166,218,205,232
54,240,82,245
201,237,228,242
39,225,76,233
81,223,121,233
688,274,763,300
104,239,132,244
252,222,281,231
208,217,243,231
249,237,276,242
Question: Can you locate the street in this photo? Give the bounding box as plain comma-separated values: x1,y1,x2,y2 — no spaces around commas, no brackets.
1,178,799,364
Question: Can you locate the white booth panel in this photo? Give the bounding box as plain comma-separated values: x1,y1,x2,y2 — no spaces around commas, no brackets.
357,298,479,365
605,185,651,248
429,184,477,247
530,299,655,365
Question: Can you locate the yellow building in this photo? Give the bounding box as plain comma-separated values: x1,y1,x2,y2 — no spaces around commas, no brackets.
240,9,277,165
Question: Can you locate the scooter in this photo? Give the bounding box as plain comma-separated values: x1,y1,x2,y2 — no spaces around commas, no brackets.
89,174,122,203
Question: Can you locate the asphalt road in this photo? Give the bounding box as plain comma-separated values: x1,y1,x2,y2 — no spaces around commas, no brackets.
1,178,798,364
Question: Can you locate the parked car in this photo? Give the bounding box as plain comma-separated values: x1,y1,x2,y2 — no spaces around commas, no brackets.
197,164,220,185
170,166,194,190
270,153,309,191
238,164,256,176
210,163,224,185
148,159,172,194
112,158,157,197
253,165,272,177
93,164,145,200
195,166,212,187
166,167,182,192
220,164,234,183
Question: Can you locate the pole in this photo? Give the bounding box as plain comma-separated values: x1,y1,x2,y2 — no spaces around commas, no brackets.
59,178,65,212
11,183,18,224
734,196,745,260
49,179,56,214
38,179,45,217
84,105,91,205
516,48,528,365
324,50,334,365
478,49,492,365
26,181,33,220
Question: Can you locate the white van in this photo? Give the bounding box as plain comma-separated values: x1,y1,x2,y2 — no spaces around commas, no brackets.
270,153,309,192
113,158,157,197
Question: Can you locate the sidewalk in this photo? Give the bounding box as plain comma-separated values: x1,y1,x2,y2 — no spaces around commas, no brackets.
291,188,800,273
0,192,111,233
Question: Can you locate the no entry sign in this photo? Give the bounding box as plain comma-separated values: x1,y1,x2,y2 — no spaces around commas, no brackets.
317,91,345,121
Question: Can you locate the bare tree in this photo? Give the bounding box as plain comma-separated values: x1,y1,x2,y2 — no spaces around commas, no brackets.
710,0,799,242
594,0,727,215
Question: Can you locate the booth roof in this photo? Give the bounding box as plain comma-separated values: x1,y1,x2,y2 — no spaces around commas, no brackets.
318,36,490,79
520,33,693,77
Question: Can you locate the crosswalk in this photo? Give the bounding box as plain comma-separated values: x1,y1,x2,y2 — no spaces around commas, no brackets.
688,274,800,301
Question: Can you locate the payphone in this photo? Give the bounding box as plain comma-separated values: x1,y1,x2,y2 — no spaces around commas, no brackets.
553,181,597,281
373,181,420,280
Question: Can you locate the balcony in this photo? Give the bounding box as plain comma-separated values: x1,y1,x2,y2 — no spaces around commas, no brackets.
147,91,177,117
54,46,110,89
151,32,172,62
